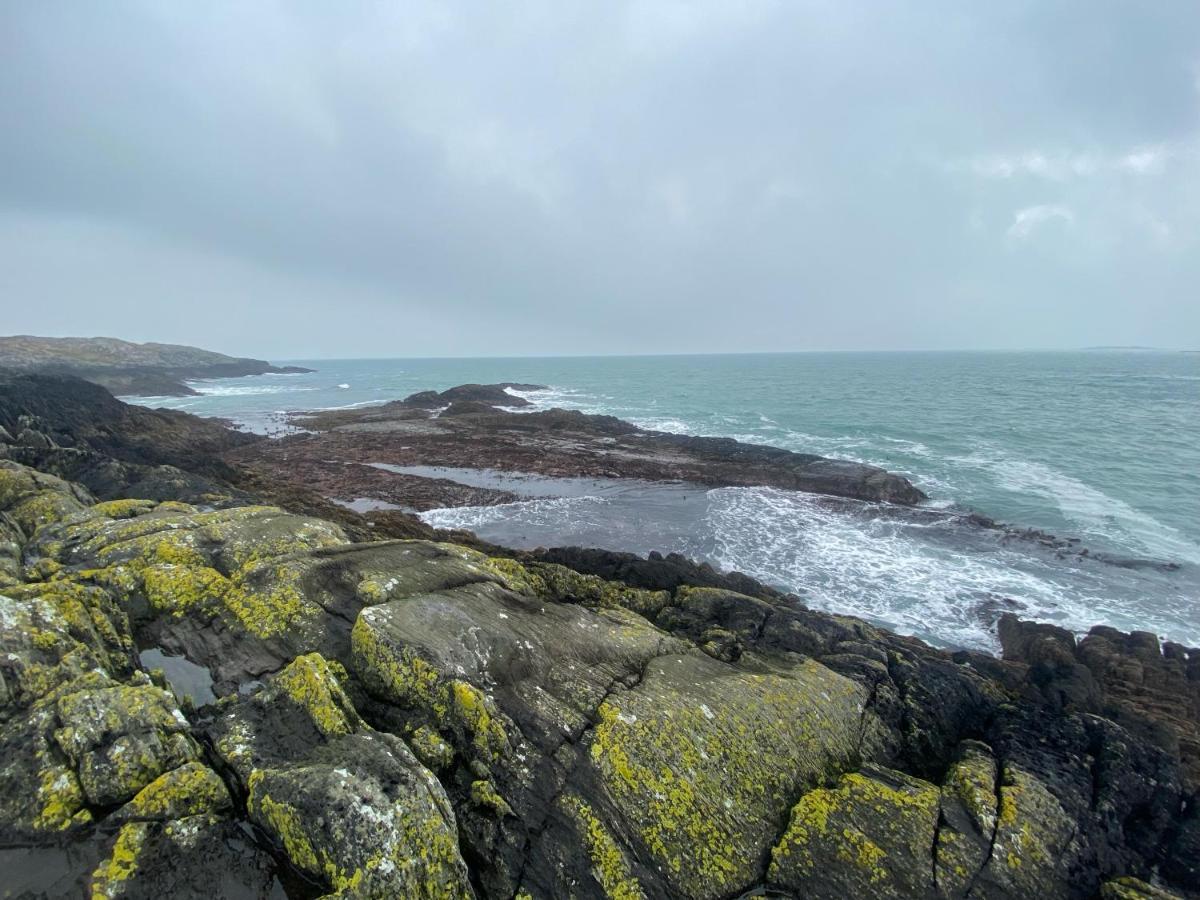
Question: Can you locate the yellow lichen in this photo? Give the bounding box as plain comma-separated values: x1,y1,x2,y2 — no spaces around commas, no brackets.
90,821,148,899
562,793,645,900
122,762,229,819
273,653,358,737
351,615,510,764
469,779,513,817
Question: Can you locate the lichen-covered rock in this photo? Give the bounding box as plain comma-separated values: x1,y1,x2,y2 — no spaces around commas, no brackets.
205,653,471,898
585,653,869,899
0,459,92,539
935,740,999,897
90,814,281,899
969,762,1081,899
768,763,940,899
55,679,198,807
1100,876,1187,899
0,592,109,713
112,761,231,822
351,578,683,758
0,697,93,835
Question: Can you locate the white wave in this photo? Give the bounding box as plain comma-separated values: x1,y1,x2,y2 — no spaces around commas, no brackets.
188,383,319,397
310,399,388,412
336,383,350,389
705,486,1148,651
630,417,695,435
420,495,611,530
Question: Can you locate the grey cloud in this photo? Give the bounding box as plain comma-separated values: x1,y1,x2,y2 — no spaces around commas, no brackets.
2,0,1198,357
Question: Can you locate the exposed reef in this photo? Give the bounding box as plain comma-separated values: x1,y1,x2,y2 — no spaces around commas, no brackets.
241,386,927,507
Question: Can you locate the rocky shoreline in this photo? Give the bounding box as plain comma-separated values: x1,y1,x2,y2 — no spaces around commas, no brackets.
1,372,1198,898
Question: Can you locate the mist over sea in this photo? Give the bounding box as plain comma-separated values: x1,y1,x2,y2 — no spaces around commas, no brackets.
129,350,1200,651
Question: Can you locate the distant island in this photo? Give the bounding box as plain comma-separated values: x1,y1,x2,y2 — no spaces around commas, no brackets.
1080,345,1165,351
0,334,312,397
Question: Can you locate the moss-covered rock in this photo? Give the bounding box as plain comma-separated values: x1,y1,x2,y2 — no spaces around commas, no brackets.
768,763,940,899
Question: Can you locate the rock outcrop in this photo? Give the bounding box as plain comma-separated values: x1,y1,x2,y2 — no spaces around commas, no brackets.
1,452,1196,898
242,384,927,507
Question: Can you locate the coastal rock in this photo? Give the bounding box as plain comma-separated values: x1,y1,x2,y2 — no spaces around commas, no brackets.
0,334,314,397
204,652,471,897
400,382,546,409
89,815,281,899
234,382,928,506
768,763,941,899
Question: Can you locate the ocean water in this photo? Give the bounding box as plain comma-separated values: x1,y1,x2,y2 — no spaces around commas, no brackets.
129,351,1200,651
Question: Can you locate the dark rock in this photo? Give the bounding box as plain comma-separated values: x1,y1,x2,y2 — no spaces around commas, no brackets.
401,383,546,409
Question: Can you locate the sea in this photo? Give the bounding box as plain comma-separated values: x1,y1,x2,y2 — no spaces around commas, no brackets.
125,351,1200,652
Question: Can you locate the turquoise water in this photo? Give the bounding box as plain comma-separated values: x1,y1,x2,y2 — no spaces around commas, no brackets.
130,351,1200,650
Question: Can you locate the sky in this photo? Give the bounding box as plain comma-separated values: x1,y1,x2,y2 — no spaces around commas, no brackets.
2,1,1199,359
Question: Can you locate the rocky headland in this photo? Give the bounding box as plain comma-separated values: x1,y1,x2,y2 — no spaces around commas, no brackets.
0,335,311,397
0,373,1198,899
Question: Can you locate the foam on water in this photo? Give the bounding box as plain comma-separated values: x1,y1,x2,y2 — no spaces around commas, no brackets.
421,482,1200,651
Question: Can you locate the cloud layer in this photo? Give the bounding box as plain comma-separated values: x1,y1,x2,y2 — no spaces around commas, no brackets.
2,1,1198,356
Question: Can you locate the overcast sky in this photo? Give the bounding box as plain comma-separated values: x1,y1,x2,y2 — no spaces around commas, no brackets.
2,2,1198,358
